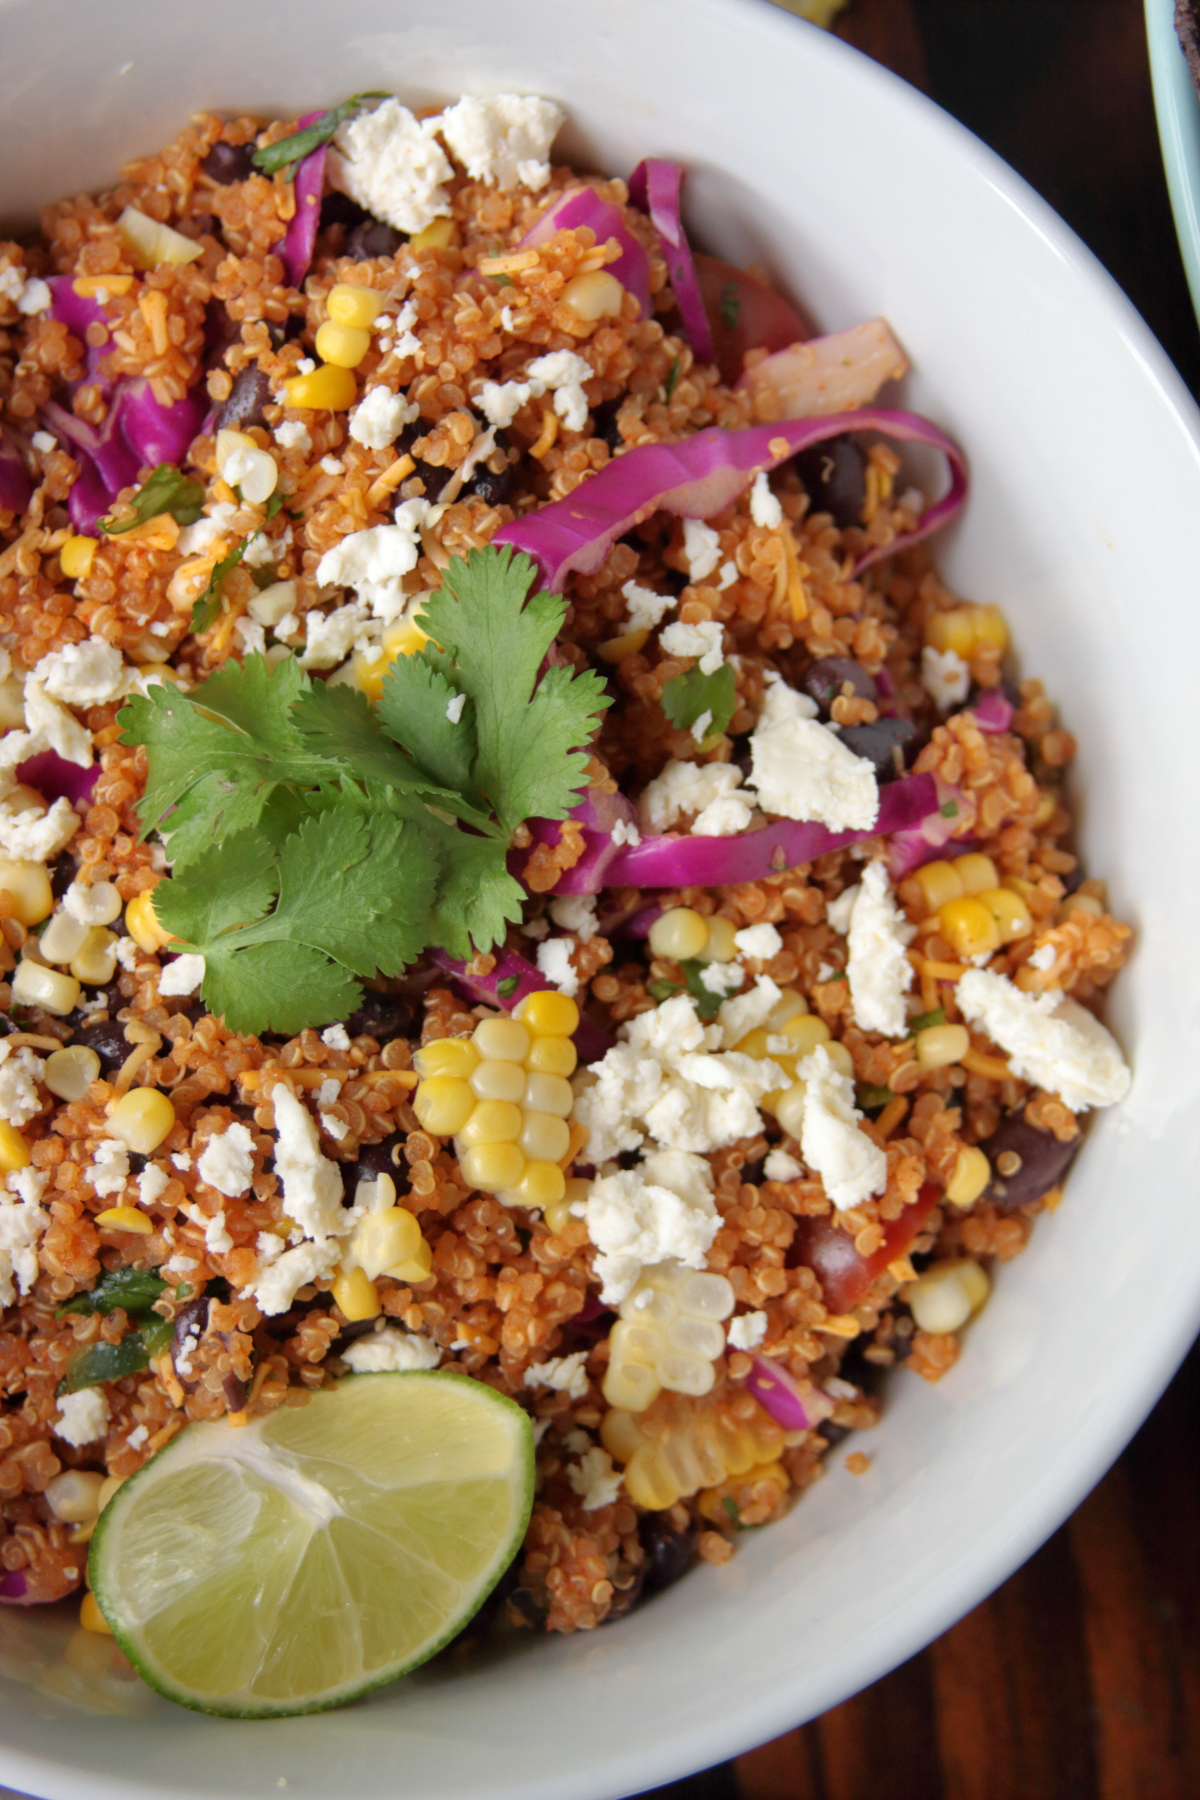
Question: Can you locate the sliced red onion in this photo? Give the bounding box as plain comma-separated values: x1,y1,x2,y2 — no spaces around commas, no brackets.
885,777,971,881
737,318,908,420
428,946,612,1062
493,407,967,593
0,428,31,516
279,114,328,288
628,159,713,362
521,790,639,897
694,253,814,387
518,188,651,318
44,381,205,533
47,274,115,396
744,1354,833,1432
119,380,206,471
17,750,99,808
597,771,936,893
972,688,1015,733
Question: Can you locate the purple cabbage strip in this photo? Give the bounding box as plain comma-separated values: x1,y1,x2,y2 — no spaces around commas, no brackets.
972,688,1015,733
47,275,114,396
43,382,205,533
494,407,967,594
518,189,651,318
16,751,100,809
279,113,328,288
0,428,31,517
628,159,714,363
744,1354,833,1432
427,947,612,1062
591,770,936,894
886,778,973,881
519,789,639,897
0,1570,29,1604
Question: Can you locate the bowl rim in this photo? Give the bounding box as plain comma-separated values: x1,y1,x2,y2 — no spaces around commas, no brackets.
1147,0,1200,328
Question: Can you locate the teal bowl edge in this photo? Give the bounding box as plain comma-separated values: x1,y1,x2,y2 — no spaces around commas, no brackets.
1147,0,1200,329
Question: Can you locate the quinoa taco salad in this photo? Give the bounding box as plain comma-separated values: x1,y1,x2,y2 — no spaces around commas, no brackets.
0,88,1132,1716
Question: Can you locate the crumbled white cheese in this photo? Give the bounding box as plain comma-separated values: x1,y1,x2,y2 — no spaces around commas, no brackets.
549,893,598,942
749,471,783,530
274,420,312,453
682,519,721,581
175,502,238,558
733,923,782,962
342,1327,442,1373
234,618,267,660
171,1151,192,1171
328,98,453,234
0,796,79,864
0,1168,49,1304
660,619,725,677
748,672,878,831
794,1044,888,1210
524,1350,589,1399
202,1210,233,1254
764,1147,804,1182
955,968,1131,1112
34,638,127,708
716,975,783,1050
321,1024,351,1051
622,581,676,632
300,601,371,671
1029,942,1057,972
158,953,205,998
115,937,140,972
717,561,738,590
0,268,51,316
54,1387,110,1448
247,1238,341,1317
349,384,418,450
568,1445,623,1511
520,914,549,939
317,1078,342,1109
445,691,467,724
921,645,971,712
639,759,752,838
727,1310,767,1351
838,860,915,1037
63,880,119,927
438,94,564,190
137,1164,170,1209
244,527,288,570
271,1086,349,1241
536,936,579,998
0,1047,43,1129
320,457,344,477
197,1122,256,1199
17,676,93,768
526,351,593,433
610,818,641,847
31,431,55,455
314,502,430,624
476,380,534,429
698,962,744,996
586,1155,722,1301
89,1139,130,1199
320,1112,349,1142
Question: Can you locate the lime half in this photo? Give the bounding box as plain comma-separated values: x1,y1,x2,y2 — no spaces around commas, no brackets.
89,1372,534,1717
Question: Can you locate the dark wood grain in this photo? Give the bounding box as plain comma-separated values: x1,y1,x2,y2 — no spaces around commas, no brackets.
634,2,1200,1794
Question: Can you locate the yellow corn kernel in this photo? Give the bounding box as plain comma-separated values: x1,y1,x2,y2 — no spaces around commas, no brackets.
603,1361,662,1413
937,896,1002,961
522,1072,574,1117
0,858,53,926
0,1124,30,1172
544,1176,588,1236
315,320,371,369
562,269,625,321
353,620,428,702
97,1474,124,1512
125,888,174,953
332,1263,380,1322
44,1045,102,1103
970,604,1009,650
327,282,388,329
457,1099,523,1148
514,989,580,1038
914,1022,969,1070
413,1038,480,1080
910,858,963,916
11,960,80,1015
45,1469,105,1524
602,1387,784,1511
459,1142,525,1193
695,915,738,964
60,535,97,579
519,1111,571,1164
648,906,710,962
697,1457,790,1527
94,1206,154,1235
734,1026,773,1059
70,927,118,987
39,912,88,966
905,1257,990,1334
596,628,649,664
116,205,202,268
79,1591,112,1636
389,1238,433,1284
783,1015,832,1057
525,1034,577,1078
350,1206,423,1279
281,364,358,411
825,1041,854,1079
952,852,999,896
766,989,808,1029
472,1017,530,1063
412,1075,475,1136
105,1088,176,1154
1059,892,1103,921
774,1084,807,1138
469,1058,527,1103
945,1145,991,1207
507,1160,566,1210
978,886,1033,942
924,607,976,658
410,216,455,252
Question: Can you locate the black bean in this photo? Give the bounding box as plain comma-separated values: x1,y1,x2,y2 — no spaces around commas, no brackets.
320,192,370,230
222,1373,249,1412
341,1134,405,1199
172,1296,210,1362
50,855,79,900
838,716,919,781
345,219,403,261
801,655,877,718
506,1586,547,1629
818,1420,852,1448
462,432,513,506
793,433,868,528
344,993,412,1043
214,363,272,434
591,399,624,452
72,1017,130,1075
639,1514,697,1596
203,302,241,374
199,140,257,185
981,1114,1080,1211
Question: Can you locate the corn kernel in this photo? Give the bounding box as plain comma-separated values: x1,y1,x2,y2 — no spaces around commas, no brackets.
327,282,388,329
945,1145,991,1207
543,1195,575,1235
905,1258,989,1334
412,1075,475,1136
524,1034,577,1077
214,429,278,504
45,1470,105,1524
696,915,738,964
105,1088,176,1154
937,896,1002,960
94,1206,154,1235
514,989,580,1038
0,858,53,926
786,1015,833,1057
774,1084,807,1138
952,852,999,896
97,1475,124,1512
350,1206,424,1280
247,579,298,627
648,906,710,962
40,912,89,965
0,1125,30,1172
766,989,809,1029
978,886,1032,941
11,960,80,1015
79,1591,112,1635
472,1017,531,1063
315,320,372,369
507,1160,566,1209
469,1058,527,1103
409,216,455,251
459,1142,525,1193
60,535,97,579
413,1038,479,1080
971,604,1009,650
925,602,1009,660
389,1239,434,1284
733,1026,772,1059
281,364,358,411
332,1264,380,1322
116,205,202,268
457,1099,523,1147
1059,892,1103,920
44,1045,101,1102
522,1072,574,1117
70,927,118,987
596,628,649,664
519,1111,571,1164
562,269,625,321
825,1041,854,1079
354,614,429,701
911,859,963,915
915,1022,970,1070
125,888,174,953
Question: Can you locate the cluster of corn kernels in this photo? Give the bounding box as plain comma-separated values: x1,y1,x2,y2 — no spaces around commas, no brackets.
924,601,1009,666
281,280,400,411
602,1265,736,1413
332,1171,433,1322
646,905,740,966
412,991,579,1208
601,1385,786,1510
902,851,1034,961
720,984,854,1131
903,1256,990,1335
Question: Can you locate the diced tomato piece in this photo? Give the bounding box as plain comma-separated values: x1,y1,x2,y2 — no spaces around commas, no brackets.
694,253,814,386
788,1182,941,1315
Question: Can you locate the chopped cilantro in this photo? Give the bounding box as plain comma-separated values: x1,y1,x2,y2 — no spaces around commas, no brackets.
856,1082,895,1111
647,978,682,1003
940,799,959,818
57,1268,167,1318
664,356,681,401
680,960,725,1020
723,1496,741,1527
101,463,205,536
719,282,741,330
908,1007,946,1035
191,534,254,634
496,975,520,999
251,93,389,178
661,663,737,744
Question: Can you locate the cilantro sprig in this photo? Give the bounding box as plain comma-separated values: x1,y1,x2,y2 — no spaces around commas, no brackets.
251,93,389,178
118,546,609,1034
661,662,737,746
101,463,205,536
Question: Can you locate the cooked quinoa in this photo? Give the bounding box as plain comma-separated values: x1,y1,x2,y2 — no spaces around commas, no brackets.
0,94,1132,1651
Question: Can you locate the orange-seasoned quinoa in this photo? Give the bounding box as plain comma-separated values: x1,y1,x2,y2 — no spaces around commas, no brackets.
0,93,1131,1651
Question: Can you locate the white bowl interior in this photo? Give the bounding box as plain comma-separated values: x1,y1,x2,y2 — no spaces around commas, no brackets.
3,2,1200,1796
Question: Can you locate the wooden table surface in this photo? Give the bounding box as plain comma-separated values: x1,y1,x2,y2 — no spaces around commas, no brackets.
636,3,1200,1797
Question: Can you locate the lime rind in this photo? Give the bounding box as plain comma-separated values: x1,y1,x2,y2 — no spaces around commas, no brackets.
89,1371,535,1718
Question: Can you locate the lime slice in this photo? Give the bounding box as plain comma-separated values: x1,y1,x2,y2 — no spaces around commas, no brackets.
89,1371,534,1717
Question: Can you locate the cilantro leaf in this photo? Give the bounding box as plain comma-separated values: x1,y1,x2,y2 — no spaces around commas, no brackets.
680,959,724,1020
204,939,362,1037
102,463,205,535
290,679,482,824
376,656,478,800
153,830,277,945
251,92,389,177
423,820,525,961
191,533,255,634
661,663,737,744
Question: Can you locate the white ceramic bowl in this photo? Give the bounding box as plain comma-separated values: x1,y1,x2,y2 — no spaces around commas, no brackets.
3,2,1200,1795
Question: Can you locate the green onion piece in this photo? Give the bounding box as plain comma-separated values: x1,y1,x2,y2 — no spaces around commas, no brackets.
908,1007,945,1035
856,1082,895,1111
251,92,389,178
57,1267,168,1318
496,974,520,999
